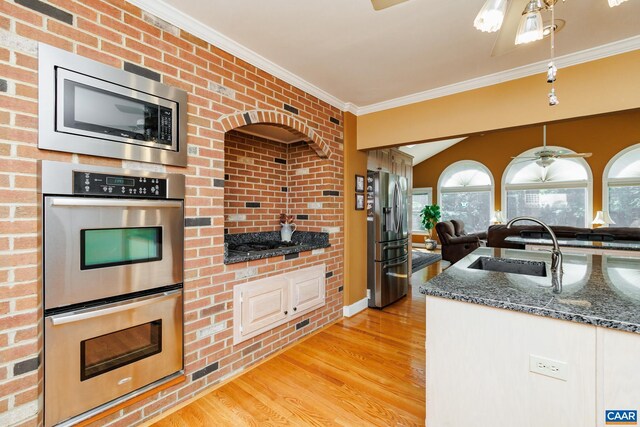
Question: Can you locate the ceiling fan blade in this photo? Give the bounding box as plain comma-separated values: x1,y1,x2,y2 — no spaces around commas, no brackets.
490,0,529,57
512,159,537,165
558,153,593,158
371,0,409,11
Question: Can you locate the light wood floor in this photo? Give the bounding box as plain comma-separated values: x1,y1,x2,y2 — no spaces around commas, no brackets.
152,261,443,427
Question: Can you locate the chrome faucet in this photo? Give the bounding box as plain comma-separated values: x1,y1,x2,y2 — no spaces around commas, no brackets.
506,216,563,275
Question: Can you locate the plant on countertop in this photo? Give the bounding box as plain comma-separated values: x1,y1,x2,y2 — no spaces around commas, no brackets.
280,213,295,225
419,204,441,238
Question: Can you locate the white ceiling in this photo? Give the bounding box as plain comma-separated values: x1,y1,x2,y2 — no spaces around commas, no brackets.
133,0,640,113
399,138,467,165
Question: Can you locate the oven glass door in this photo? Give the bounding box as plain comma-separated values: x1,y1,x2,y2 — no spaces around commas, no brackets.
44,197,183,310
81,319,162,380
56,68,177,150
81,227,162,270
45,290,182,427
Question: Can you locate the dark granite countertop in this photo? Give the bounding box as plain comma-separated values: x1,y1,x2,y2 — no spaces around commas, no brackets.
420,247,640,334
224,231,330,264
505,235,640,251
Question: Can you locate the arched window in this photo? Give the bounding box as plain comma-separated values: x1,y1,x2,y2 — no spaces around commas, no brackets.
604,144,640,227
502,146,592,227
438,161,493,233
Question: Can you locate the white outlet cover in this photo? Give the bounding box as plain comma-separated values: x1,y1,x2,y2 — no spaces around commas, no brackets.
529,355,568,381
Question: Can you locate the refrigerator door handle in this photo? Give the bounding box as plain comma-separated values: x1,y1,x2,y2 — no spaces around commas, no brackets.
383,243,406,251
383,255,408,270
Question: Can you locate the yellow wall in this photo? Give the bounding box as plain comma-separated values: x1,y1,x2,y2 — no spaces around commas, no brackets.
357,50,640,150
343,112,369,306
413,109,640,217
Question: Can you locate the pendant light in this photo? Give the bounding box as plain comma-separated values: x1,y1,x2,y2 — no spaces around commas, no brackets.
473,0,509,33
515,0,544,45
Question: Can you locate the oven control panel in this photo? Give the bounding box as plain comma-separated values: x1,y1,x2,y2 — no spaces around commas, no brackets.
73,171,167,198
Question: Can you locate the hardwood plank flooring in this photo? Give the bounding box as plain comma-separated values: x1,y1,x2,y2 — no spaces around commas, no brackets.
152,262,442,427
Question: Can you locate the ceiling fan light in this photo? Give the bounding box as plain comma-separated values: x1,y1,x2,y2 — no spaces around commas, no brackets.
536,157,555,168
515,10,544,45
608,0,629,7
473,0,509,33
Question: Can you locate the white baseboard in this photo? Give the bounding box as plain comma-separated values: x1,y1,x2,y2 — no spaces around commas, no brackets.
343,297,368,317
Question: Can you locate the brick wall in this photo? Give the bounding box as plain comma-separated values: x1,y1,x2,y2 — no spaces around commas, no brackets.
224,131,289,234
0,1,344,425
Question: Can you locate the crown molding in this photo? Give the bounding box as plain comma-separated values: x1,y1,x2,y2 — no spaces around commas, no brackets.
124,1,640,117
356,35,640,115
126,0,348,111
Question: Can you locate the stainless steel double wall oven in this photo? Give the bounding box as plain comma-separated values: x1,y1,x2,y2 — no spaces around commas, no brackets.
41,161,185,427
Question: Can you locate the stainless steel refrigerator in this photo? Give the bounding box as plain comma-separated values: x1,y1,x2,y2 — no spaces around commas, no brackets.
367,170,409,308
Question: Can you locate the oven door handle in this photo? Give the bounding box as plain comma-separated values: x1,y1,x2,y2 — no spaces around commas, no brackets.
49,290,181,326
49,198,183,209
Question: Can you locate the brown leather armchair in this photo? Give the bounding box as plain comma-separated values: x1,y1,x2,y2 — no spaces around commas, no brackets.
435,219,488,264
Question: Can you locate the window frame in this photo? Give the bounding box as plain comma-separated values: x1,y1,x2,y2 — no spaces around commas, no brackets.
411,187,433,234
437,160,495,232
501,146,593,227
603,143,640,226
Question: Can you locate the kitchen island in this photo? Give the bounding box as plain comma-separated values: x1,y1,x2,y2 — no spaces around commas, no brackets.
420,247,640,427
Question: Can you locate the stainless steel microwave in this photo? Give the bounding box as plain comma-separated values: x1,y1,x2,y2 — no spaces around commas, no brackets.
38,43,188,167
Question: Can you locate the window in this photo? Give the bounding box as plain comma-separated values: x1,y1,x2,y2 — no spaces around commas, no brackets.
438,161,493,234
604,144,640,227
503,146,592,227
412,188,433,232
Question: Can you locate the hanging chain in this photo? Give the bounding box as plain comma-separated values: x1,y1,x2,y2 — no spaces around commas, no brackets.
547,4,559,106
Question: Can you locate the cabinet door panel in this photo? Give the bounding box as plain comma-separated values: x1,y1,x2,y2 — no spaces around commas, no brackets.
241,278,288,336
288,265,325,315
597,327,640,427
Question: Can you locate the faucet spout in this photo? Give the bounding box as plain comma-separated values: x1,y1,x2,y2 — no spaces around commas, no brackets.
506,216,563,276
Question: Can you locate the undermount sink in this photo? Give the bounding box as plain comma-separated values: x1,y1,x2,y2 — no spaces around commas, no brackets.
468,256,547,277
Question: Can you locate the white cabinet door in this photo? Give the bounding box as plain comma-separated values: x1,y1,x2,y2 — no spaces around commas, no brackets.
239,278,288,337
597,327,640,427
288,265,325,315
426,296,597,427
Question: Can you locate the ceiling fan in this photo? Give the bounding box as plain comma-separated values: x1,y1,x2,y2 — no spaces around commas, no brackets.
511,125,592,167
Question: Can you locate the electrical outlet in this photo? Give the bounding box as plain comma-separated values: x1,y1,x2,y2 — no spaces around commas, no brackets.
366,289,371,299
529,355,568,381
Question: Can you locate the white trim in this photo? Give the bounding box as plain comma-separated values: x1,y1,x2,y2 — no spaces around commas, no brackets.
343,297,368,318
355,36,640,115
126,0,346,111
603,143,640,223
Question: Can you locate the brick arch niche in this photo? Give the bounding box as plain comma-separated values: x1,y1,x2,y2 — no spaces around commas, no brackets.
218,110,333,159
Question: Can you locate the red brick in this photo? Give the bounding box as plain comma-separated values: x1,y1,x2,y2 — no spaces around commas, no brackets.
101,40,141,63
15,22,72,51
76,45,122,68
48,20,99,47
48,0,99,20
84,0,122,19
0,1,43,27
77,17,123,43
99,14,141,40
124,13,161,38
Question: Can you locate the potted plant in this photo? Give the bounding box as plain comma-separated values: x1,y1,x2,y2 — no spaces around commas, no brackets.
419,204,441,250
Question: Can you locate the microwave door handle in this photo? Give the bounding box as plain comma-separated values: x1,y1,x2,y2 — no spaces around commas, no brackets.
49,198,182,209
49,290,181,326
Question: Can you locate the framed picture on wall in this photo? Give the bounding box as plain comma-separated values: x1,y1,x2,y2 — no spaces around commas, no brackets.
355,193,365,210
355,175,365,193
